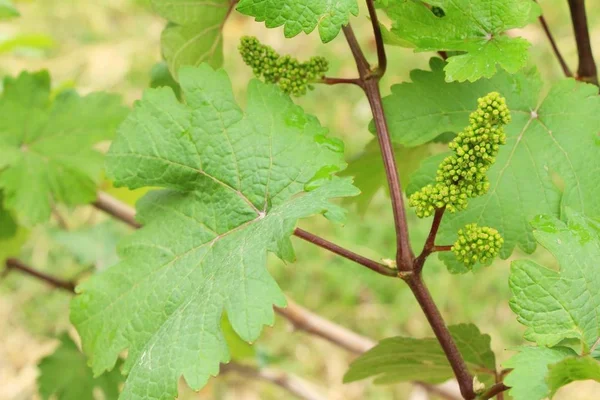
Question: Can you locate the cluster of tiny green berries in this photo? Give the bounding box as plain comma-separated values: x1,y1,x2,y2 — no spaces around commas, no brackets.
239,36,329,97
452,224,504,268
409,92,510,218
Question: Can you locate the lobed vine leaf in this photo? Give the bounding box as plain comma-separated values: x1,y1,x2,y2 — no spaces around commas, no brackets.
503,346,577,400
405,62,600,272
236,0,358,43
0,71,127,226
38,334,124,400
379,0,540,82
510,211,600,351
546,356,600,397
504,211,600,399
344,323,496,386
151,0,232,78
71,64,358,400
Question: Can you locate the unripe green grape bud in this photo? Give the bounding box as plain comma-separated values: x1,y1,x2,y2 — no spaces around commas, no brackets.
452,224,504,269
238,36,329,97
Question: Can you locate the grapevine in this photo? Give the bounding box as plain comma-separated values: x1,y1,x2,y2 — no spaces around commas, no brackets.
2,1,600,400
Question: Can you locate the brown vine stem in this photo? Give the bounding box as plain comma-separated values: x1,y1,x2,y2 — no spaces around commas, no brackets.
414,207,446,273
567,0,598,85
477,382,509,400
534,1,572,77
342,20,413,271
4,258,75,292
343,2,477,398
405,274,475,399
221,363,326,400
318,77,362,86
294,228,397,277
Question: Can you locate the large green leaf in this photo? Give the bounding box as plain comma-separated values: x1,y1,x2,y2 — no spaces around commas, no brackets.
344,324,496,386
38,334,124,400
151,0,231,78
510,211,600,351
237,0,358,43
503,346,576,400
71,64,358,400
405,64,600,272
0,71,127,226
380,0,540,82
547,356,600,397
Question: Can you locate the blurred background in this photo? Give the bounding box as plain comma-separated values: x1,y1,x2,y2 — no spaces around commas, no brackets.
1,0,599,399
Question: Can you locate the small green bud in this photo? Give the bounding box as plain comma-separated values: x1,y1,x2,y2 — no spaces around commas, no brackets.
239,36,329,97
452,224,503,269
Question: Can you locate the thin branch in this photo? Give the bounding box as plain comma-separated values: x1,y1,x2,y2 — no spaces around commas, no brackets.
275,298,375,354
414,207,445,273
294,228,397,277
535,2,572,77
432,245,452,252
363,78,414,271
477,382,510,400
5,258,75,292
365,0,387,76
342,25,371,78
221,363,326,400
93,192,140,229
342,24,414,271
317,76,363,87
52,207,70,230
405,274,475,399
567,0,598,85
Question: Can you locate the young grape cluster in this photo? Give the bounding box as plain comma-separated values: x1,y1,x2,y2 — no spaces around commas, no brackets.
452,224,504,268
409,92,510,218
239,36,329,97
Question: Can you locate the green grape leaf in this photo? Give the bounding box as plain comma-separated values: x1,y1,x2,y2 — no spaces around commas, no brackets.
38,334,124,400
0,0,19,20
547,356,600,397
380,0,540,82
503,346,576,400
342,139,433,213
0,193,28,265
0,71,127,226
405,63,600,272
378,58,537,147
51,221,127,270
236,0,358,43
510,211,600,350
71,64,358,400
344,324,496,386
152,0,232,78
150,61,182,100
0,192,17,238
